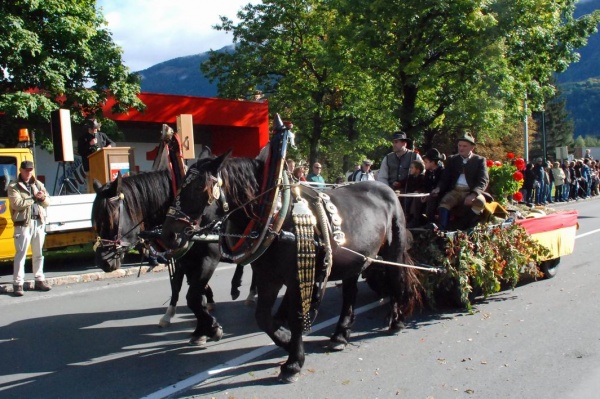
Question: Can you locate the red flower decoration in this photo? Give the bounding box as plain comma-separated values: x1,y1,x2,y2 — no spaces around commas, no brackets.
514,158,526,170
513,171,524,181
486,159,494,167
494,161,502,166
507,153,515,159
513,191,523,202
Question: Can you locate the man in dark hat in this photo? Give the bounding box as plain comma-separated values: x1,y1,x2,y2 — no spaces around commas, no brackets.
77,118,115,172
422,148,445,223
348,159,375,182
376,131,422,190
7,160,51,296
431,132,489,230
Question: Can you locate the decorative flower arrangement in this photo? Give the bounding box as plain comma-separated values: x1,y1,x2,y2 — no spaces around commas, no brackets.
412,224,549,310
486,153,525,205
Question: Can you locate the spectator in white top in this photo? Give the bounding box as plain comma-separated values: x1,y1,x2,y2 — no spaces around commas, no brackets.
348,160,375,182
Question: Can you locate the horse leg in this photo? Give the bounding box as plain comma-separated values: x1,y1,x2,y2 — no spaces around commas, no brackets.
245,269,258,306
276,285,305,383
187,280,223,346
386,264,421,334
231,264,244,300
330,275,359,351
159,262,185,328
254,279,292,350
205,284,216,311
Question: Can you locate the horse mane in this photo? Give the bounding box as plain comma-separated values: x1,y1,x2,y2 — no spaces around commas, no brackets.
92,169,173,234
218,157,264,218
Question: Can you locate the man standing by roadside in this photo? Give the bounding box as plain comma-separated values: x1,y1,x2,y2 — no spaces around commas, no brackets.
431,132,489,230
376,131,422,191
306,162,326,188
8,160,51,296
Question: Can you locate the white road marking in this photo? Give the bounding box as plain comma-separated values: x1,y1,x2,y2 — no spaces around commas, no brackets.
575,228,600,240
139,299,385,399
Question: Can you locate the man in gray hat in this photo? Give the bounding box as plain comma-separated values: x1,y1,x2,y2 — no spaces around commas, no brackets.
348,159,375,182
377,131,422,190
7,160,51,296
431,131,489,230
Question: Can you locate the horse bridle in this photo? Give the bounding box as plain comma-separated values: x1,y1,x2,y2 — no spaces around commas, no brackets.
166,167,230,238
93,192,144,256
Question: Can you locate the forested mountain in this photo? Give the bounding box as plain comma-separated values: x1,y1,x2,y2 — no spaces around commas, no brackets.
138,2,600,136
137,48,227,97
557,0,600,83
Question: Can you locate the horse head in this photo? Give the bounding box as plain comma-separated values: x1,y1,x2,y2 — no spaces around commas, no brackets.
91,173,142,272
161,151,233,250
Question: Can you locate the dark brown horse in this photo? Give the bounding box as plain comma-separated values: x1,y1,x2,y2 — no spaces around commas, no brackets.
161,152,420,382
91,170,223,345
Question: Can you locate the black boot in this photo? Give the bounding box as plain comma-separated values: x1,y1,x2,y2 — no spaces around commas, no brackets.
438,207,450,230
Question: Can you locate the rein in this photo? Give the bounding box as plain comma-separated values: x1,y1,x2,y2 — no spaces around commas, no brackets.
167,170,289,240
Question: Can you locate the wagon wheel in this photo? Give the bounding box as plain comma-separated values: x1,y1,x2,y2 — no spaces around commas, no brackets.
540,257,560,279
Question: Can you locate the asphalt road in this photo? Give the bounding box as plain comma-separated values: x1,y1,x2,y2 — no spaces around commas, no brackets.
0,199,598,399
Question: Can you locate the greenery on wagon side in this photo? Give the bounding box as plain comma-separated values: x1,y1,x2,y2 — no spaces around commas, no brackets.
411,223,550,311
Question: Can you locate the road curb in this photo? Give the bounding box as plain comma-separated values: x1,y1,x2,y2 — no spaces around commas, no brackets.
0,263,168,295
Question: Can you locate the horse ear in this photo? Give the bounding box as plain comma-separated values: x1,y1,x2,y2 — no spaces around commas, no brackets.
273,113,285,133
93,179,103,193
115,171,123,192
209,150,232,174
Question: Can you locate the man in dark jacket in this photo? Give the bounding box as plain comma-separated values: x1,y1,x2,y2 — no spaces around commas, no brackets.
77,119,115,172
422,148,445,223
431,132,489,230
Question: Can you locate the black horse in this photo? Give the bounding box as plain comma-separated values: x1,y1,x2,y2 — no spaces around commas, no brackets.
161,152,420,382
91,169,224,345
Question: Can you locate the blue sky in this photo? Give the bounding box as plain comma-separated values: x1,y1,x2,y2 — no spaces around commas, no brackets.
97,1,596,72
96,1,258,71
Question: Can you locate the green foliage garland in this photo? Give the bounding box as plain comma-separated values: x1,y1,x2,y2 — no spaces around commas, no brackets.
411,223,550,311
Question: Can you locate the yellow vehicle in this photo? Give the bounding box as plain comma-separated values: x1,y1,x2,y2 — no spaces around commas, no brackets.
0,148,96,262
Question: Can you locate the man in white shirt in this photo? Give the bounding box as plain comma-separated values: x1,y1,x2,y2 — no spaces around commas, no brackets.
348,160,375,182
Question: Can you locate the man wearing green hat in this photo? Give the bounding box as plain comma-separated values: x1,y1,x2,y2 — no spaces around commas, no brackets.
431,132,489,230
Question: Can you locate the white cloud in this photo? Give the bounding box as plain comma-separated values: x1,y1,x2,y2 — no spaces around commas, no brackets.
96,0,257,71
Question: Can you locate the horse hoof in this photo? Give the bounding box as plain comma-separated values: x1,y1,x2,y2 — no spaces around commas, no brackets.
158,318,171,328
206,302,216,312
212,326,224,342
244,298,256,307
329,341,347,352
278,372,299,383
389,321,405,334
189,335,207,346
231,288,241,300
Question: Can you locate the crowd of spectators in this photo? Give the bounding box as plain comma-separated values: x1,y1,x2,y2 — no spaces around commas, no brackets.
521,154,599,206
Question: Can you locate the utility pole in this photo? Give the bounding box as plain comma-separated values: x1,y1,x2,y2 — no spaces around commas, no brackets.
542,110,547,163
523,97,529,162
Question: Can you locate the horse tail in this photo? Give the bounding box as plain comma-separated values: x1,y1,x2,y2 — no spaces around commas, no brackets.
399,249,423,317
391,201,423,317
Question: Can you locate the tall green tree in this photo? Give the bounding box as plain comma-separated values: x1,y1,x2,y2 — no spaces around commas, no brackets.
339,0,600,146
202,0,396,178
0,0,144,147
531,88,575,161
203,0,599,173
